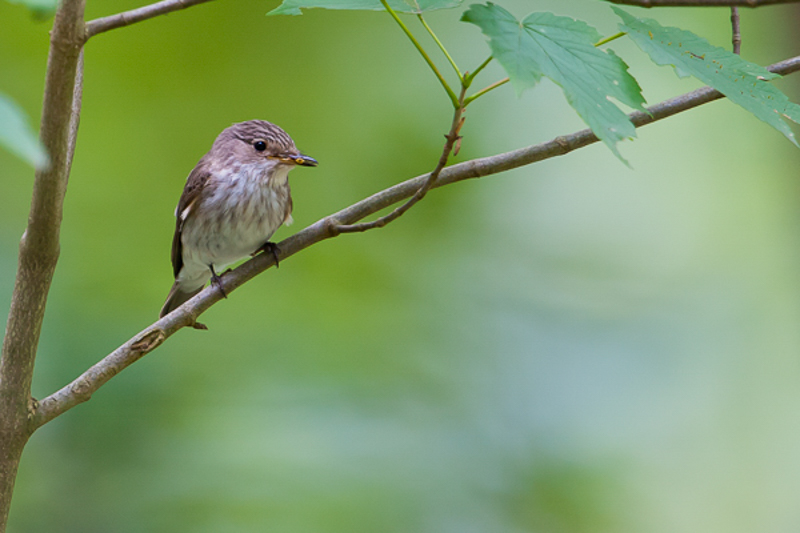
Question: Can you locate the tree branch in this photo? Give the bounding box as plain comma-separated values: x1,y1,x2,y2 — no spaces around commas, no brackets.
604,0,799,6
731,7,742,53
0,0,86,528
85,0,217,39
66,50,84,178
30,52,800,430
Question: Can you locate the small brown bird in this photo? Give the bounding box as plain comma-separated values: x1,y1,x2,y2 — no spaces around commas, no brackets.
160,120,317,320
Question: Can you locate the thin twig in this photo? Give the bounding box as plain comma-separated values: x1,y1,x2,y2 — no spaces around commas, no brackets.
334,85,468,233
604,0,798,5
85,0,217,39
30,53,800,430
731,7,742,54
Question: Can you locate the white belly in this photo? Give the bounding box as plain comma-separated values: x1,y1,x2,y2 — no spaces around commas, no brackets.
177,163,292,288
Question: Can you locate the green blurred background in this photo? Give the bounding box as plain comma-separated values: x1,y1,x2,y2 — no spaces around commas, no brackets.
2,1,800,531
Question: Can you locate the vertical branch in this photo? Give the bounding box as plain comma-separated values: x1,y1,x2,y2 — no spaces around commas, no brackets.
731,7,741,54
66,50,85,176
0,0,86,529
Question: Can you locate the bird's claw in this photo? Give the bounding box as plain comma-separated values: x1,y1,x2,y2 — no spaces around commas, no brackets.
258,241,281,267
209,265,227,299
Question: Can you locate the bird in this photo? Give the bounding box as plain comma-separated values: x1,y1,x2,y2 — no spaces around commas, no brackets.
159,120,317,324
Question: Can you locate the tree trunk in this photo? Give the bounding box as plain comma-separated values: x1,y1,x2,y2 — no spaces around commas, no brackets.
0,1,86,530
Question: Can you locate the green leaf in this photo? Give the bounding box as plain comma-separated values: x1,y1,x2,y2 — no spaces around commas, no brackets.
462,3,646,161
614,7,800,147
0,93,48,169
268,0,462,16
4,0,57,17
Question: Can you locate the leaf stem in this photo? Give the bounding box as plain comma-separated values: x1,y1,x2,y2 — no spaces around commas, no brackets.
464,77,509,106
595,31,626,47
465,55,493,86
417,14,463,83
379,0,458,107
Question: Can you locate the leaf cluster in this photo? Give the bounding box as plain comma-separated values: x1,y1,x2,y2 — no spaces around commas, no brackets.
265,0,800,163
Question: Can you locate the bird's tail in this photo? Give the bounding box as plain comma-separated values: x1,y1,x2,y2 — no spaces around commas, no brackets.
160,281,203,319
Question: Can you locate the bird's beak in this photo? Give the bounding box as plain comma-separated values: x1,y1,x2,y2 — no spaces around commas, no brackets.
293,154,318,167
274,154,318,167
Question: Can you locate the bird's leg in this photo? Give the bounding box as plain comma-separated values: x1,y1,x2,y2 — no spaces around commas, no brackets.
254,241,281,268
209,264,227,298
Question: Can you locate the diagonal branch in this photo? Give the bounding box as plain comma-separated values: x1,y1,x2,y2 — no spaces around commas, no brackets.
604,0,800,6
85,0,217,39
30,52,800,431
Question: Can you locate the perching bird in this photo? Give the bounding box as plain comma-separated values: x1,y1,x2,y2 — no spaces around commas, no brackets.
159,120,317,322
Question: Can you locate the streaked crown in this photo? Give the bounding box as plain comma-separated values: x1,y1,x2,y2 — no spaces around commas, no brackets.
210,120,317,167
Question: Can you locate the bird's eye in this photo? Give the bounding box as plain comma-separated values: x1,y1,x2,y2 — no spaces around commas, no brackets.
253,140,267,152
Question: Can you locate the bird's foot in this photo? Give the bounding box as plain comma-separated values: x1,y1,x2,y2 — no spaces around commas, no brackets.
255,241,281,267
209,265,228,299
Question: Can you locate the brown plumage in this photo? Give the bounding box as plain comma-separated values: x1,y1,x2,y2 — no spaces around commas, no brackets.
160,120,317,321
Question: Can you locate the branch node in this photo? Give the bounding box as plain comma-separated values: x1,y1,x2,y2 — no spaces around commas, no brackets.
71,377,94,399
553,135,572,153
26,397,39,421
130,329,166,352
454,136,463,156
325,217,343,237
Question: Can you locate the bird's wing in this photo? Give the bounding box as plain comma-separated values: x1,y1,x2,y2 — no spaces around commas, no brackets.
171,163,212,279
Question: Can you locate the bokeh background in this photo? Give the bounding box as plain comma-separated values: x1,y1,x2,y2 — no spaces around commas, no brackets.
2,0,800,531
